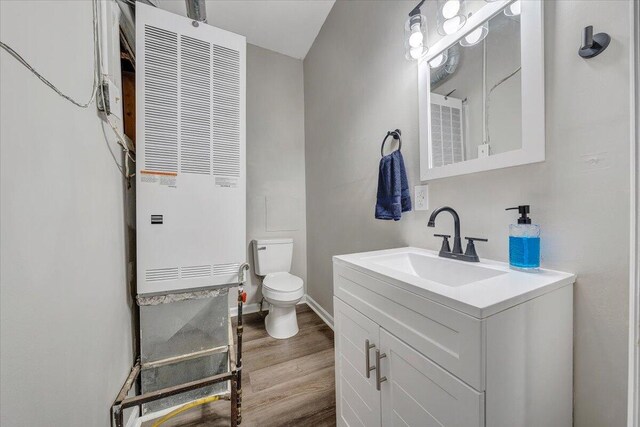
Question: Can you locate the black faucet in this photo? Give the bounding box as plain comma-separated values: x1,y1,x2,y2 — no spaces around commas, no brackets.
428,206,487,262
428,207,463,254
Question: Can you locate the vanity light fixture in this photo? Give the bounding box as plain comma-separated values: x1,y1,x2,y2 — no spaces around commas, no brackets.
437,0,467,36
404,0,428,60
459,22,489,46
504,1,521,17
429,50,449,68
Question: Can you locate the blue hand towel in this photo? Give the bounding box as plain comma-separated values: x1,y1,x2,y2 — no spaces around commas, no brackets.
375,150,412,221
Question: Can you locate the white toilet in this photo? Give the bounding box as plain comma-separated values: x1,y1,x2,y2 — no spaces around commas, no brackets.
252,238,304,339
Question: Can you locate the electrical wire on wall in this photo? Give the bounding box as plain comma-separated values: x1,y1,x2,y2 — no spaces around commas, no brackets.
0,0,99,108
93,0,136,182
0,0,136,182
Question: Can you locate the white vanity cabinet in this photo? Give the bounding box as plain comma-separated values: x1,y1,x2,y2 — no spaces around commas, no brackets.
334,298,382,426
333,248,575,427
335,298,484,427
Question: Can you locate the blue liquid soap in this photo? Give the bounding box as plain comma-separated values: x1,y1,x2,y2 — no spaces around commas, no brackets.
509,236,540,269
506,206,541,270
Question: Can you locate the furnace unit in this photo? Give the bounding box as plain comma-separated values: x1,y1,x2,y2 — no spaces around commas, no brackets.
136,3,246,295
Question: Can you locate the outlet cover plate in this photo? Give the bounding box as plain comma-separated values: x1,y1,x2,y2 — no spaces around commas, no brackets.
478,143,490,158
415,185,429,211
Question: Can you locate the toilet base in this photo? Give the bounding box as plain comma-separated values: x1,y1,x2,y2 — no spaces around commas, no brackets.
265,303,299,339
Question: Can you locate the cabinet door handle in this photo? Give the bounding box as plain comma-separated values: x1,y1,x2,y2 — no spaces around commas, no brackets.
365,339,376,378
375,349,387,391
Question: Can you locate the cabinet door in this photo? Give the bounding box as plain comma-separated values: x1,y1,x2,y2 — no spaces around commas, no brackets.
334,297,381,427
379,329,484,427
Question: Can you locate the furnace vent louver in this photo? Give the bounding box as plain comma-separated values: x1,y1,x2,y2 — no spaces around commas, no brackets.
143,25,178,173
180,35,212,175
146,267,180,282
212,45,240,178
212,263,241,276
430,93,464,167
136,3,246,295
180,265,212,279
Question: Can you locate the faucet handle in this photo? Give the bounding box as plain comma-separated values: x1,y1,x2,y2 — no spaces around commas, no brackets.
434,234,451,253
464,237,487,261
465,237,488,243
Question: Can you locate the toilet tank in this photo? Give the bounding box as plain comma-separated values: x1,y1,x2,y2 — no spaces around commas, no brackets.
252,238,293,276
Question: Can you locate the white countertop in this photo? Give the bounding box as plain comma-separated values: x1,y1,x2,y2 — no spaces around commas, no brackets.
333,247,576,318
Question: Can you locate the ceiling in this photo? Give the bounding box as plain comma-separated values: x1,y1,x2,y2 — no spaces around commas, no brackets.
155,0,336,59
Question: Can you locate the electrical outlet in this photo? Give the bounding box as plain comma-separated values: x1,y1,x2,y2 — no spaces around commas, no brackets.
98,78,122,119
414,185,429,211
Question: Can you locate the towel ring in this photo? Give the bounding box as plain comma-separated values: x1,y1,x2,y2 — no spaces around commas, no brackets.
381,129,402,157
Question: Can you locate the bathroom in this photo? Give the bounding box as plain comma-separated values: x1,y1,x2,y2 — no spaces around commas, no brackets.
0,0,638,426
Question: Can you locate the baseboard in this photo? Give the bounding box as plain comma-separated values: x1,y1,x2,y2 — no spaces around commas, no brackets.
229,299,309,318
303,294,334,330
229,296,334,330
229,302,261,317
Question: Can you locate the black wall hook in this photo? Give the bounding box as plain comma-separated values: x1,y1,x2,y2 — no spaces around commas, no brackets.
578,25,610,59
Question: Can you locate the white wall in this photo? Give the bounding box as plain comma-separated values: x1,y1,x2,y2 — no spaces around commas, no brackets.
304,1,631,426
0,1,135,426
243,44,307,307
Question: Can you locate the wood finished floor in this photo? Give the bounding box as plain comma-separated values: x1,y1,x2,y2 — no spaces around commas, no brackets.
142,304,336,427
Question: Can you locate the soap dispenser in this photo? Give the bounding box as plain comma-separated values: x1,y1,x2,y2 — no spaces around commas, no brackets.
506,205,540,269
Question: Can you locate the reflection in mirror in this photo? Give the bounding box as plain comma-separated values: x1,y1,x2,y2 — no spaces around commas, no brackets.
429,11,521,168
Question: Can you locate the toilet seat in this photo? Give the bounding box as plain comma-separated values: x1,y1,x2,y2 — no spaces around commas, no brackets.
263,272,304,302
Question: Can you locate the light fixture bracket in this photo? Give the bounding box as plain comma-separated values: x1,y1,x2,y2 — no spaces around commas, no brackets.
409,0,426,17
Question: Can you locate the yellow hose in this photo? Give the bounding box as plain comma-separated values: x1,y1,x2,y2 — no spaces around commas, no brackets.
151,395,220,427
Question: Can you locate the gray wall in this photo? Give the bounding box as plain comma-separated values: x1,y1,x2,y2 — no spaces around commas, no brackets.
304,1,631,426
244,44,307,307
0,1,135,426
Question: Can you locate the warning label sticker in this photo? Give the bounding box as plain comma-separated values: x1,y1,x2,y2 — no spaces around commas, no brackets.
215,177,238,188
141,171,177,188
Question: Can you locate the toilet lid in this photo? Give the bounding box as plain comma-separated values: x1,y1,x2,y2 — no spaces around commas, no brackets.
263,272,303,293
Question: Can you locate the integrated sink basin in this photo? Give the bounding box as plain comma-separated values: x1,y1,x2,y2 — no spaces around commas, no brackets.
334,247,576,318
362,251,507,287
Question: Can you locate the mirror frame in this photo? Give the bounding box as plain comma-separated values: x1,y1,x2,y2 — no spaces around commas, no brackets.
418,0,545,181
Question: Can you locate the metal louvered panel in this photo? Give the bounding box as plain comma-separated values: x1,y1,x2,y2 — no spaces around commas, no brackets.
181,264,212,279
143,25,178,172
146,267,180,282
180,35,212,175
212,45,240,177
213,263,240,276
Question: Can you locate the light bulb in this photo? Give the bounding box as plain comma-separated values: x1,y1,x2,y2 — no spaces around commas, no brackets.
460,23,488,46
465,27,483,44
405,14,428,60
429,53,446,67
504,1,521,16
442,16,463,35
441,0,460,19
410,46,424,59
409,24,424,48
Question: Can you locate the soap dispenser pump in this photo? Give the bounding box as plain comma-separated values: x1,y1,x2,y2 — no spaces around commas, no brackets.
506,205,540,269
